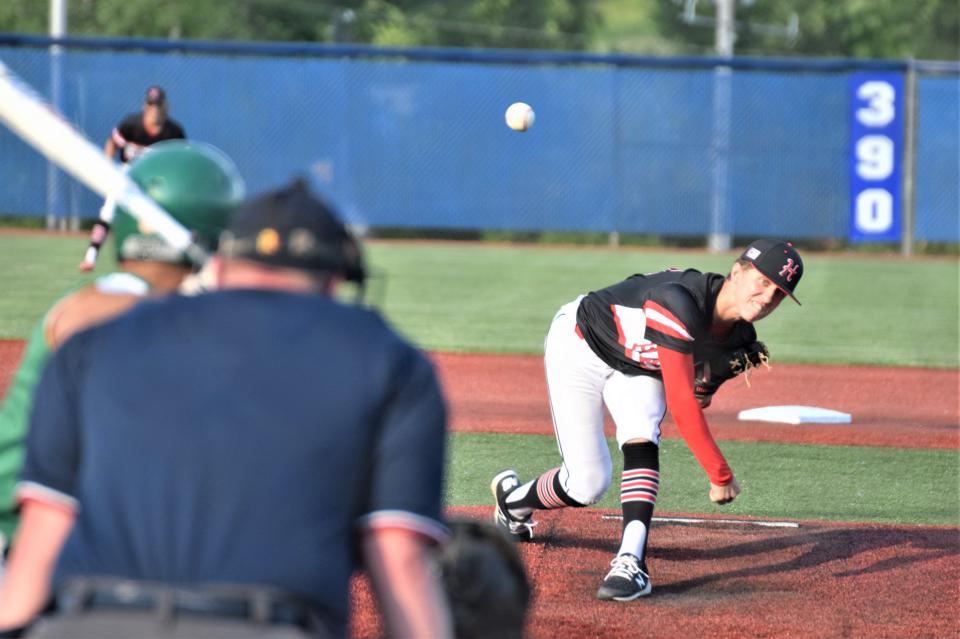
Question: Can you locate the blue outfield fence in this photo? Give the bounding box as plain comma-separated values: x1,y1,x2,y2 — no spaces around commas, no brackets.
915,76,960,243
0,34,957,242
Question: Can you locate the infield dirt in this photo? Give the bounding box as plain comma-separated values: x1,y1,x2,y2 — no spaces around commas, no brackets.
350,506,959,639
430,351,959,449
3,341,955,448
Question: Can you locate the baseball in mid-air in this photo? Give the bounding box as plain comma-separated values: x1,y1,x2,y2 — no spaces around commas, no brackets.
505,102,535,132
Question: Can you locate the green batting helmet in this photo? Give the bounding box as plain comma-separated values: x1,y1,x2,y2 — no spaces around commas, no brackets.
112,140,245,265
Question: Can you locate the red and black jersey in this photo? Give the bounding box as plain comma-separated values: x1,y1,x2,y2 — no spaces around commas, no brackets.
111,112,186,162
576,268,755,486
577,268,755,376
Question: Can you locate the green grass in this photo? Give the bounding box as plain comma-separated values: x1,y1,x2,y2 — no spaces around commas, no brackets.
0,235,97,337
446,433,960,525
0,233,956,526
365,242,959,368
1,236,957,368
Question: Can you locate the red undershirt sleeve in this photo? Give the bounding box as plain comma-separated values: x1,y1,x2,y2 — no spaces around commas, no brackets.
659,346,733,486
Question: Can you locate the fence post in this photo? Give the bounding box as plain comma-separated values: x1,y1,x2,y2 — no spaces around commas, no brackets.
46,0,67,231
610,64,622,248
708,0,734,252
901,59,918,257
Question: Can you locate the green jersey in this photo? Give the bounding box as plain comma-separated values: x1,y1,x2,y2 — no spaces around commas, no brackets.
0,319,51,543
0,272,150,545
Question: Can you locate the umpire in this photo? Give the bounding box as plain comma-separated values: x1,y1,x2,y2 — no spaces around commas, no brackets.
0,182,453,638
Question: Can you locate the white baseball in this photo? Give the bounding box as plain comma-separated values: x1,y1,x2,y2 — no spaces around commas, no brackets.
505,102,535,132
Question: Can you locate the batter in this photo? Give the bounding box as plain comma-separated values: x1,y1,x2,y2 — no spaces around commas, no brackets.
0,141,243,548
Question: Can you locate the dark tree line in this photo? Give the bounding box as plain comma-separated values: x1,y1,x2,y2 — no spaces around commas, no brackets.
0,0,956,60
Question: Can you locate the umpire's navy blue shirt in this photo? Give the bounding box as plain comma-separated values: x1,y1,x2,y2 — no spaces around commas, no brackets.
18,289,448,635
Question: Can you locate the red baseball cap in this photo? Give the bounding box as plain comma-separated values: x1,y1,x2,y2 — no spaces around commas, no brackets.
739,239,803,304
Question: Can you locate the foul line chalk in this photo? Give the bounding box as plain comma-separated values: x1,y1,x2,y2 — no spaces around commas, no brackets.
601,515,800,528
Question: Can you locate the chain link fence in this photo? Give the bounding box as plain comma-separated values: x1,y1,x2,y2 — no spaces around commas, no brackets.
0,36,956,244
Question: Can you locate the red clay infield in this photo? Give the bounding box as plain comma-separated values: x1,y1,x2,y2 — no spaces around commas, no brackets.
2,342,956,448
1,341,957,637
429,351,959,449
350,506,959,639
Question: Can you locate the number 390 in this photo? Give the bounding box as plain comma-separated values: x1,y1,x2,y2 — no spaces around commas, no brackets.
854,81,897,234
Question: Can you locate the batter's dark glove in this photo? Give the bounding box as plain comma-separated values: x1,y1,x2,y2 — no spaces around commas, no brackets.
439,517,530,639
694,340,770,403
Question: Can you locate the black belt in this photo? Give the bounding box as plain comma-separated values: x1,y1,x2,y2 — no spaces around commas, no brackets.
55,578,329,635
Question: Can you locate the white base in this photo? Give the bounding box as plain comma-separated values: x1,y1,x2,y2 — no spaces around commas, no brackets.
737,405,852,425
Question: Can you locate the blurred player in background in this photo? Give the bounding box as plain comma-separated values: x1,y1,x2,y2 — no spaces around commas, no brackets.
0,140,243,554
491,239,803,601
104,86,186,164
79,85,187,272
0,181,452,638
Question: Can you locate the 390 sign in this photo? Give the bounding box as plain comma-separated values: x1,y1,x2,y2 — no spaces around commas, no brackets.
849,73,903,242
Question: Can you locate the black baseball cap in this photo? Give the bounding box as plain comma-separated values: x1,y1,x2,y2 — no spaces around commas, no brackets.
739,239,803,304
145,86,167,105
219,179,365,283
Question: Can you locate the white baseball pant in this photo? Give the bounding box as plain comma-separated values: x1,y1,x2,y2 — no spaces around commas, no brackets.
544,296,667,506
